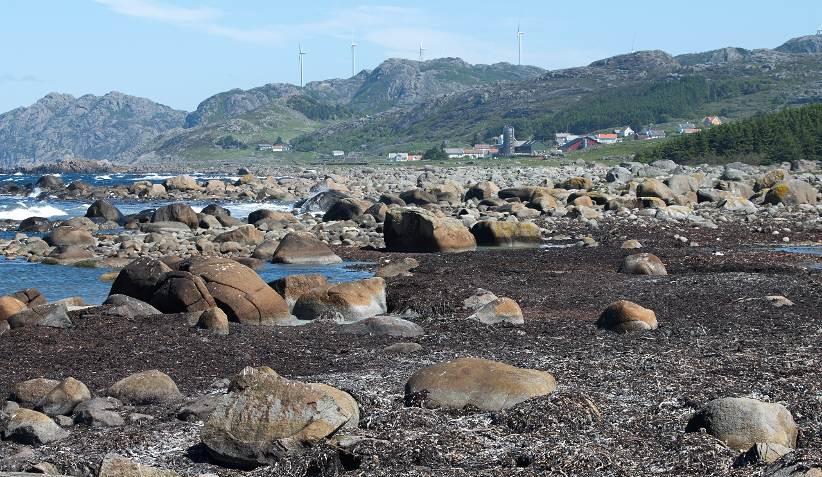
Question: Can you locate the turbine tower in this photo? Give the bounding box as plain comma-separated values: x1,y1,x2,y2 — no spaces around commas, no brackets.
351,41,358,77
419,42,426,62
298,43,307,87
817,24,822,35
517,24,524,66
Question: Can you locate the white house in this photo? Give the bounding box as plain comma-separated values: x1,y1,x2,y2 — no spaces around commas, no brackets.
332,150,345,157
555,132,580,146
615,126,635,137
444,148,465,159
388,152,409,161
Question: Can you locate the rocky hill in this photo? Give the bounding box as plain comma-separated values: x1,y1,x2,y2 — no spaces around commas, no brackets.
776,35,822,54
0,92,185,168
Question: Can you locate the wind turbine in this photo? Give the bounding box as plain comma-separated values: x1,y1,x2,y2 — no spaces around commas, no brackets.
817,24,822,35
419,42,426,62
298,43,307,87
517,24,524,66
351,41,358,77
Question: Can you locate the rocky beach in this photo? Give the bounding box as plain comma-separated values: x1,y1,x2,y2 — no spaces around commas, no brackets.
0,159,820,476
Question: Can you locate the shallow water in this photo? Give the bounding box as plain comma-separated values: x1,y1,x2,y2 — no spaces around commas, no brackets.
0,172,294,222
0,259,373,305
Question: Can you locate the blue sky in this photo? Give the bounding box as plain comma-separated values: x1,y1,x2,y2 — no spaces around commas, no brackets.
1,0,820,113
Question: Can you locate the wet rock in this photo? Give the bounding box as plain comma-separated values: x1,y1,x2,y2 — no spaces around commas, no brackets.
619,253,668,276
271,232,341,265
107,370,182,405
85,200,124,225
108,258,172,302
337,315,424,337
179,257,291,325
201,367,357,467
3,408,69,444
597,300,658,332
686,397,797,450
468,297,524,325
151,203,199,229
73,397,124,427
384,208,476,253
470,221,541,248
99,453,180,477
405,357,556,411
19,217,51,233
35,377,90,417
214,225,264,246
269,274,328,311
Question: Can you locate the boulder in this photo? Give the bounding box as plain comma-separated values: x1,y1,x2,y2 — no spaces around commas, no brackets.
470,221,541,248
151,203,199,229
179,257,291,326
665,175,700,195
11,288,47,307
498,187,537,201
322,198,372,222
35,175,64,189
468,297,524,325
399,188,437,206
108,370,182,405
99,453,180,477
73,397,124,427
597,300,658,332
196,308,229,335
43,226,95,247
271,232,342,265
109,258,173,303
764,180,818,206
3,408,69,444
299,190,351,213
405,357,556,411
36,377,90,417
201,367,357,467
269,274,329,311
337,315,424,337
637,178,675,201
429,181,464,205
214,225,264,246
149,271,217,314
103,295,162,318
560,177,593,191
606,167,633,183
378,193,406,206
292,278,386,322
364,202,388,222
376,257,419,278
247,209,297,227
9,378,60,408
384,208,476,253
251,240,280,261
163,175,201,191
618,253,668,276
19,216,51,233
85,200,124,225
685,397,798,450
465,181,500,201
385,342,423,354
0,296,27,322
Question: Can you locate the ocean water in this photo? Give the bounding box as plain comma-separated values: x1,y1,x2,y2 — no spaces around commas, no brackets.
0,172,294,222
0,259,373,305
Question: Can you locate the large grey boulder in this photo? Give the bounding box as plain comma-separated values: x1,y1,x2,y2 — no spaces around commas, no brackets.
271,232,341,265
85,200,124,225
151,203,199,228
3,408,69,444
201,367,358,467
109,258,173,303
686,397,798,451
35,377,90,416
384,208,476,253
618,253,668,276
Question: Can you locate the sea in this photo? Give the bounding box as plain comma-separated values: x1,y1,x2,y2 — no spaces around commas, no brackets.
0,172,372,304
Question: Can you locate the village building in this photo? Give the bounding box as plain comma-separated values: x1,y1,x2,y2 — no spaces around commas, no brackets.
703,116,723,127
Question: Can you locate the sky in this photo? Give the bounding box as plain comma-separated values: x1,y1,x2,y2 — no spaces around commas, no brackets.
1,0,820,113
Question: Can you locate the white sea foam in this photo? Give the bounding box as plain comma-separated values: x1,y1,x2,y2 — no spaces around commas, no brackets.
27,187,42,198
0,203,69,220
12,172,23,176
130,174,174,181
95,175,112,180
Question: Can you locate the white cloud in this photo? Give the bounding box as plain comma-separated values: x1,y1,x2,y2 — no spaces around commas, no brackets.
94,0,219,24
0,73,42,83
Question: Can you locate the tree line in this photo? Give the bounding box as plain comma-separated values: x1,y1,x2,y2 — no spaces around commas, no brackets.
636,104,822,164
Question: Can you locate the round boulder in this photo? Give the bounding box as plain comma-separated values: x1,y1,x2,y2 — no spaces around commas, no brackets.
36,377,91,417
214,225,264,246
109,258,173,303
597,300,658,332
3,408,69,444
85,200,124,225
468,297,524,325
292,278,386,322
43,226,95,247
271,232,342,265
10,378,60,408
619,253,668,276
405,357,556,411
108,370,182,405
151,203,199,229
269,274,328,311
384,208,476,253
149,271,217,314
686,397,798,451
